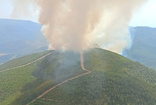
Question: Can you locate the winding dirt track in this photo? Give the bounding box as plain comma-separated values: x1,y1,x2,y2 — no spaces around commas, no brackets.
0,52,53,73
27,53,91,105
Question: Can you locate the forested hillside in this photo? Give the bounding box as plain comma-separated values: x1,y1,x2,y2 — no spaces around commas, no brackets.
0,48,156,105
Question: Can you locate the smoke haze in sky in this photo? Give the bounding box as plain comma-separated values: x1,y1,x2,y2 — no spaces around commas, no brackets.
3,0,147,53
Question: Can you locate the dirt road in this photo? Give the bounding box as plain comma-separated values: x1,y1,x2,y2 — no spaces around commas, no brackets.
26,53,91,105
0,52,53,73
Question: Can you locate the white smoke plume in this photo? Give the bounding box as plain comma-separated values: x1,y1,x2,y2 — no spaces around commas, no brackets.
10,0,147,53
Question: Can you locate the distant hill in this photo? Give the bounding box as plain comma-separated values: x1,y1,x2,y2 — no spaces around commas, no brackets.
123,27,156,70
0,48,156,105
0,19,48,64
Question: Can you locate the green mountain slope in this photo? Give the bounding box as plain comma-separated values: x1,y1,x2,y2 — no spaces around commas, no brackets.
0,51,51,71
0,50,84,105
123,27,156,70
0,48,156,105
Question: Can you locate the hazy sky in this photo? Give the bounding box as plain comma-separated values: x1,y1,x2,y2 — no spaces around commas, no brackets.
0,0,156,27
130,0,156,27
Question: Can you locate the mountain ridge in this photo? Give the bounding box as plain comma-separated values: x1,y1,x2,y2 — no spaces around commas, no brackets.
0,48,156,105
0,19,48,64
124,26,156,70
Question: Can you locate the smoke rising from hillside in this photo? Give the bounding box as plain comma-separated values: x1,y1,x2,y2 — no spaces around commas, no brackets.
11,0,147,53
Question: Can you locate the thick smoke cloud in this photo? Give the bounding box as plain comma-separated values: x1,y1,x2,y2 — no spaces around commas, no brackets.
37,0,146,53
10,0,147,53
